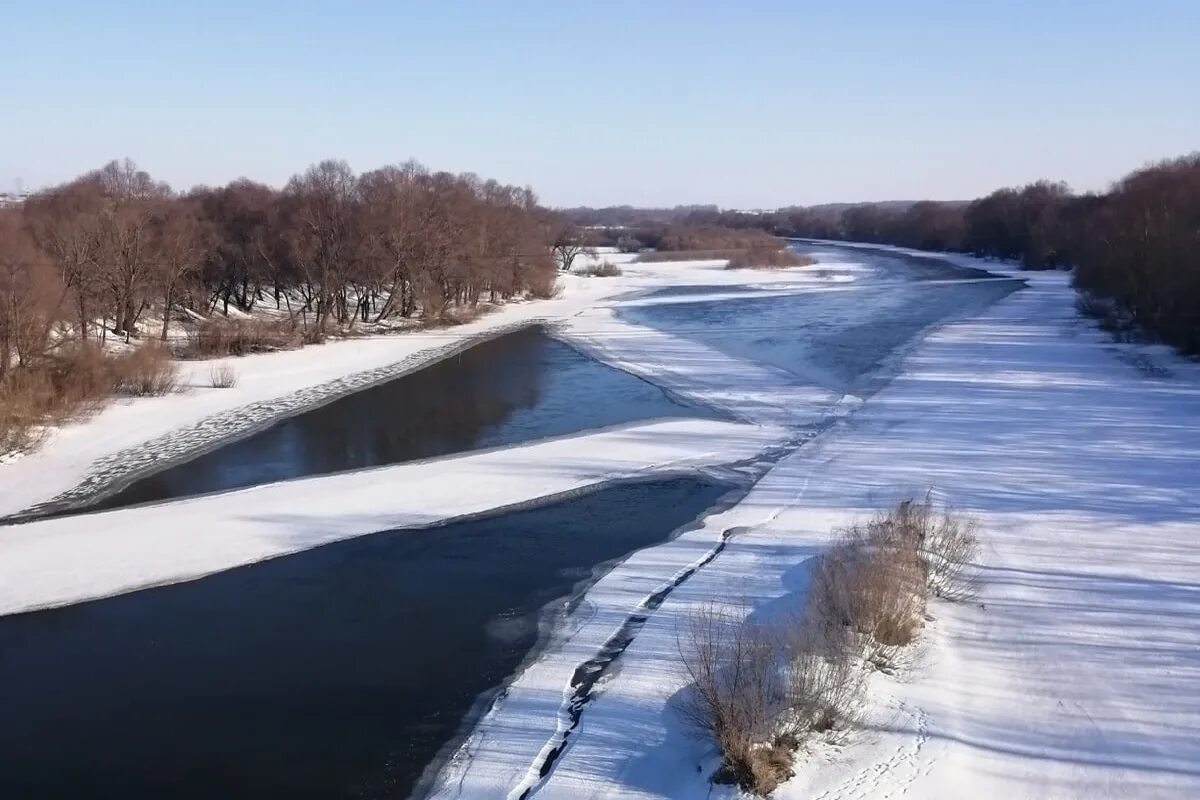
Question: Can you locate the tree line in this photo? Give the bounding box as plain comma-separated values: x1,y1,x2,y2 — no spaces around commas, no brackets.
1,156,561,358
0,157,561,451
610,154,1196,354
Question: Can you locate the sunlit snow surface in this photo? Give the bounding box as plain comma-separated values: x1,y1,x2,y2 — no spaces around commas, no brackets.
427,251,1200,800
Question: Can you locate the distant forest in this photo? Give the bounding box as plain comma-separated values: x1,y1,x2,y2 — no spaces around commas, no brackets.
569,154,1200,355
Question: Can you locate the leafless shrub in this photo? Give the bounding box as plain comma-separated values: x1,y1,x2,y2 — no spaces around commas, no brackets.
577,260,623,277
0,371,51,454
525,269,561,299
616,234,643,253
674,497,979,793
809,518,928,670
424,303,492,328
0,341,131,455
735,738,795,796
654,224,785,253
110,342,179,397
0,343,111,454
300,325,326,345
184,317,301,358
676,600,868,795
1074,290,1114,320
634,248,748,263
1075,290,1136,337
779,624,866,742
635,246,815,268
49,343,114,410
895,494,980,601
0,412,39,454
676,602,788,794
209,363,238,388
726,247,816,269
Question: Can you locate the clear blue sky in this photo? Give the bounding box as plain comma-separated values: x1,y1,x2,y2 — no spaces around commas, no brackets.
3,0,1198,207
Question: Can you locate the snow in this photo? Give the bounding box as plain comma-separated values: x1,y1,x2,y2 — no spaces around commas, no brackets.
0,418,785,616
0,254,843,518
426,267,1200,799
1,294,593,518
561,304,857,428
0,253,848,613
6,242,1197,799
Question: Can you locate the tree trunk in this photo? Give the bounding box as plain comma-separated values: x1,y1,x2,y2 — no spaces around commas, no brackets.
78,296,89,342
160,285,174,341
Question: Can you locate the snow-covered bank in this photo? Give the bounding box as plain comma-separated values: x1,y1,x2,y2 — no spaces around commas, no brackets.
1,248,872,616
0,290,596,518
0,418,785,616
428,268,1200,798
767,274,1200,800
0,253,856,518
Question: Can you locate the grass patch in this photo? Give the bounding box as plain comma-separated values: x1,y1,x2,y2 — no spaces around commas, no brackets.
634,248,748,263
577,260,623,277
634,247,816,269
183,317,302,358
209,363,239,388
110,343,179,397
726,247,816,269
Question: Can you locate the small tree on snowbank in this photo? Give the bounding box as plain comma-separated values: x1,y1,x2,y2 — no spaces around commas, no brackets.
550,222,595,272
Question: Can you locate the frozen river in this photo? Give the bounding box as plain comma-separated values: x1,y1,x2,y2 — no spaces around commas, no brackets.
622,241,1021,397
0,242,1023,799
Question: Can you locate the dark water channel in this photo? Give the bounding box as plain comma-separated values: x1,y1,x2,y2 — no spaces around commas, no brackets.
0,476,730,800
82,326,711,513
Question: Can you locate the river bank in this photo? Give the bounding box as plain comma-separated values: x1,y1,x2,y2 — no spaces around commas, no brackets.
0,251,855,519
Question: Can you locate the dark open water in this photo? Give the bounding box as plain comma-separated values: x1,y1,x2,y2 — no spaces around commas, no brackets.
82,326,711,513
0,477,730,800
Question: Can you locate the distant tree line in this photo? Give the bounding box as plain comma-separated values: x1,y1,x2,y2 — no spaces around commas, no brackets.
570,154,1199,354
560,203,718,228
14,158,556,340
671,185,1083,270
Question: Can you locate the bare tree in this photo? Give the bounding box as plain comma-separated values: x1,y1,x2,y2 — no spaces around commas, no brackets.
93,159,172,338
549,219,595,272
0,211,65,378
358,162,426,320
279,160,361,333
192,180,279,315
24,177,105,341
153,199,212,340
